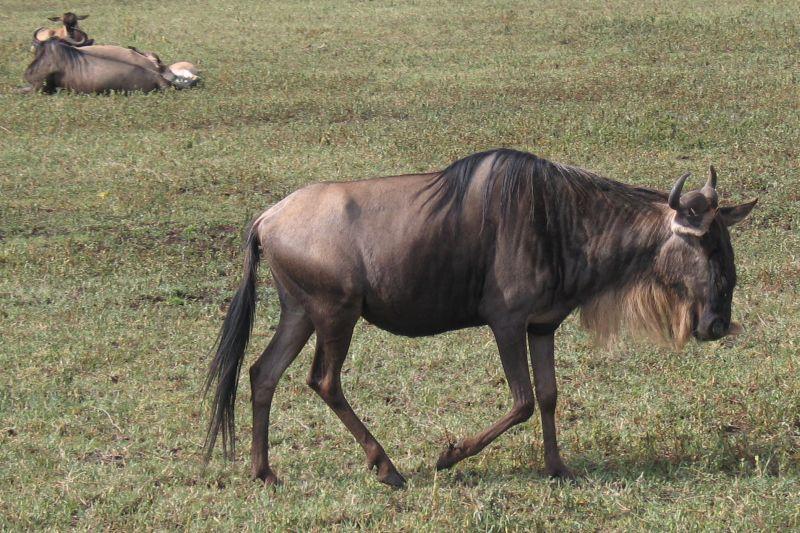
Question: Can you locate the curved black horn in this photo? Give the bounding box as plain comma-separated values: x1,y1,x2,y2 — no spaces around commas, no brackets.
60,35,87,46
706,165,717,189
668,172,691,210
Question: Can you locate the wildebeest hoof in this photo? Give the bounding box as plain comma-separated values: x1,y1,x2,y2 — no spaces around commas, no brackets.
435,441,465,470
547,465,576,483
378,468,406,489
253,468,280,487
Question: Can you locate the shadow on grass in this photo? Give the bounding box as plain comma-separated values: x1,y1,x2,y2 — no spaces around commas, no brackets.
402,444,790,489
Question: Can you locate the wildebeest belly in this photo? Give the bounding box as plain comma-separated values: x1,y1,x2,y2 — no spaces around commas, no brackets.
361,288,485,337
64,63,166,93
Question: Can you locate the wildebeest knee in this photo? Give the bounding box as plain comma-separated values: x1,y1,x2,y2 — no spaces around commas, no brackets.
515,400,536,421
309,376,345,409
306,373,321,393
249,363,260,382
249,363,276,387
536,390,558,413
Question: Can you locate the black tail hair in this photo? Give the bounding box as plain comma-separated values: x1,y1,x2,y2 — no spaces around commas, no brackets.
203,227,261,460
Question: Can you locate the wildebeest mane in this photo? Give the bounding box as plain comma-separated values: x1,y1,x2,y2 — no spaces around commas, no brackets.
424,148,665,227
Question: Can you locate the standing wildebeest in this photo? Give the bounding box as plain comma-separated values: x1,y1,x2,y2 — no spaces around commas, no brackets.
204,149,756,487
23,38,174,94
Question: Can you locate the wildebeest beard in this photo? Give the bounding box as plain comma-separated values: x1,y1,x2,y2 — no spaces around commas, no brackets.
580,282,696,348
423,149,694,347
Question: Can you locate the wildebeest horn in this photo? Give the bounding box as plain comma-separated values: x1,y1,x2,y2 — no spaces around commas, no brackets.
706,165,717,189
668,172,691,210
60,35,87,46
47,16,62,22
77,15,89,20
700,165,719,205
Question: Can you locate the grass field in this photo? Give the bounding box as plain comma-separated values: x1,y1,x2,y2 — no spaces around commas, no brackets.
1,0,799,529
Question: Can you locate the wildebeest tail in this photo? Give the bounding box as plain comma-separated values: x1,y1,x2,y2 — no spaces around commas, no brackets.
203,227,261,460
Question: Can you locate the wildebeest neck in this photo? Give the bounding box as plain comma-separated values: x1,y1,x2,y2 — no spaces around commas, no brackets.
426,149,669,301
24,39,85,84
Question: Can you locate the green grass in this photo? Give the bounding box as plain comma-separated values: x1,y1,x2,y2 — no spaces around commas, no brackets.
1,0,799,529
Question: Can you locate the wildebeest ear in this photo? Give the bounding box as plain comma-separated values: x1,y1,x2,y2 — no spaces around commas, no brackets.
76,15,89,20
48,16,62,21
719,199,758,227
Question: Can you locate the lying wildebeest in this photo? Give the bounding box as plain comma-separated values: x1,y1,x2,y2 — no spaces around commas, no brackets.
32,12,93,48
204,149,756,487
23,38,189,94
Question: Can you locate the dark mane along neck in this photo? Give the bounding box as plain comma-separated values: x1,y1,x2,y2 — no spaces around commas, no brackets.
51,39,84,64
426,148,667,223
27,38,85,79
428,147,671,274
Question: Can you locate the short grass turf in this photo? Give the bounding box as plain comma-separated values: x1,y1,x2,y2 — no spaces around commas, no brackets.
1,0,799,530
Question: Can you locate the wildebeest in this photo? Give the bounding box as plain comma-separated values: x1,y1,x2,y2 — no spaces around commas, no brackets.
204,149,756,487
32,12,93,48
23,38,181,94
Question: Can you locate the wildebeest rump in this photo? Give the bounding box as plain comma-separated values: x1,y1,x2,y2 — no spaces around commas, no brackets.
24,38,171,94
204,149,756,487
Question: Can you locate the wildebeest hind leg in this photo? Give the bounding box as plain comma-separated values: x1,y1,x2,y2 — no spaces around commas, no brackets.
307,314,406,488
249,306,314,485
436,323,535,470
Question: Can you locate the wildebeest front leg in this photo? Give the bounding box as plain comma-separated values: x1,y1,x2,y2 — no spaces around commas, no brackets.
308,317,406,488
436,323,535,470
528,332,574,480
249,308,314,485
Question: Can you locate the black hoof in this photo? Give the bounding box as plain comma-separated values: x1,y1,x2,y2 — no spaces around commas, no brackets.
379,469,406,488
252,468,280,487
547,466,577,483
436,441,465,470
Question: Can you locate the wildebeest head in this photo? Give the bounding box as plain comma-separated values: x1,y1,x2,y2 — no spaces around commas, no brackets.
580,165,756,348
659,167,757,342
33,12,92,51
48,12,88,30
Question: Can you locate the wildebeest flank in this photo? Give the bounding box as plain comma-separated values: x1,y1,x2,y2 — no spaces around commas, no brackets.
204,149,757,487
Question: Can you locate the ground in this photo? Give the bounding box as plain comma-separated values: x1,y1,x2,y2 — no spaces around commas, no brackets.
1,0,798,530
